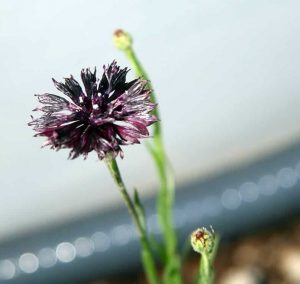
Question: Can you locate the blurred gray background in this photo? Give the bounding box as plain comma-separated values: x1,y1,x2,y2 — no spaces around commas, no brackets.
0,0,300,242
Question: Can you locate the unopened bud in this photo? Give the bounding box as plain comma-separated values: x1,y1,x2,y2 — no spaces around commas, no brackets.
113,29,132,50
191,227,215,254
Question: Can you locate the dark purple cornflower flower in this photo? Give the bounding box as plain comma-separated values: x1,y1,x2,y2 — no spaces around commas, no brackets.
29,61,157,159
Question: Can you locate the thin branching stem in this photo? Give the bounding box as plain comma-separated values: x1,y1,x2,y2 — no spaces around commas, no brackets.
115,31,182,284
105,157,159,284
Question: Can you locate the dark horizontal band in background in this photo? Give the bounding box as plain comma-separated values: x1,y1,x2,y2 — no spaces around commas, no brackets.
1,142,300,284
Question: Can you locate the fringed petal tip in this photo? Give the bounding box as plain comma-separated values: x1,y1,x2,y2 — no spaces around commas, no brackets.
29,61,157,160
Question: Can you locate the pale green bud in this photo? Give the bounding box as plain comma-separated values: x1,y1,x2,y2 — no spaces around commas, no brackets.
113,29,132,51
191,227,215,254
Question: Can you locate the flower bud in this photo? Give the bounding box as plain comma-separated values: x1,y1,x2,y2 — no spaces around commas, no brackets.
113,29,132,50
191,227,215,255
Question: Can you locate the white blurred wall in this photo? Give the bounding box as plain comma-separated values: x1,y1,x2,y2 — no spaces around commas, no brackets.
0,0,300,241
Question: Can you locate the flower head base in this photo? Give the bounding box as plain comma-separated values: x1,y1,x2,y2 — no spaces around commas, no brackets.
29,61,157,159
191,227,215,255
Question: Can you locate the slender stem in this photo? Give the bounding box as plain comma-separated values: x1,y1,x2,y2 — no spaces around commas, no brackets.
117,38,182,284
198,254,213,284
197,236,219,284
123,48,161,137
105,157,159,284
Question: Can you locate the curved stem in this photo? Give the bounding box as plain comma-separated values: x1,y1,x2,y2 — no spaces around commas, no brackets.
123,48,161,137
197,235,219,284
105,157,159,284
117,37,181,284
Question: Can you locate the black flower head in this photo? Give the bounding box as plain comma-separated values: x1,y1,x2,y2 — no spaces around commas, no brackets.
29,61,157,159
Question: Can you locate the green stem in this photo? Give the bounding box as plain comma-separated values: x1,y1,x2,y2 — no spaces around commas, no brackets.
198,253,213,284
123,48,160,137
197,235,219,284
105,157,159,284
116,34,181,284
198,253,214,284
